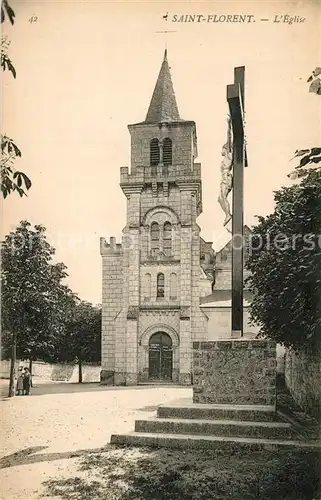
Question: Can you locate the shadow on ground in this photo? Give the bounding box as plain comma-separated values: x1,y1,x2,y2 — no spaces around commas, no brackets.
0,445,112,470
41,445,320,500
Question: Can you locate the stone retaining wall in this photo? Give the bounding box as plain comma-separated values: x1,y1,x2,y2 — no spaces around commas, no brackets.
284,348,321,420
193,339,277,405
0,360,101,383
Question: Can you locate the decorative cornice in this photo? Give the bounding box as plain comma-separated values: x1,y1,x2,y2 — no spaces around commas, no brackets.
121,185,144,197
176,180,201,192
140,259,180,266
140,304,180,312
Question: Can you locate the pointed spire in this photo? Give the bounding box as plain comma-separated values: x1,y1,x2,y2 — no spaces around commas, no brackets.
145,50,180,123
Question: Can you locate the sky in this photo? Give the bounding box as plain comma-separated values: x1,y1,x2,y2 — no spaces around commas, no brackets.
2,0,321,304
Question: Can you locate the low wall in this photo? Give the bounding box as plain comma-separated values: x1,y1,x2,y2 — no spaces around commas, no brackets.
284,348,321,420
0,360,101,383
193,339,277,405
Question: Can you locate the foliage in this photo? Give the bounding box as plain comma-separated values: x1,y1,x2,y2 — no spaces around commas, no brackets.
54,300,101,366
1,2,32,198
246,170,321,350
288,148,321,180
1,221,73,362
288,66,321,180
1,35,15,77
1,135,32,198
1,0,15,24
307,67,321,95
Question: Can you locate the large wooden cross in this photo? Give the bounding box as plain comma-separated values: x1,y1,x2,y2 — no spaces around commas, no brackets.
227,67,247,337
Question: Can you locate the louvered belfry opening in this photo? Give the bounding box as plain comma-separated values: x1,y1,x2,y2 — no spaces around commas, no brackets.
157,273,165,297
163,221,172,256
151,222,160,255
163,137,172,166
150,138,160,166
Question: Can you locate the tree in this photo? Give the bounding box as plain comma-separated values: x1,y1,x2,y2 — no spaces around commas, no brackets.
246,170,321,351
54,300,101,383
1,221,72,396
1,1,32,198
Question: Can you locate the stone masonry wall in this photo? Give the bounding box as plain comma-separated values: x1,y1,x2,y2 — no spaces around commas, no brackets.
193,339,277,405
284,348,321,420
100,237,124,384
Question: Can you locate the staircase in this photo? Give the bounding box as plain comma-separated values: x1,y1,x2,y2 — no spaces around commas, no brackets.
111,402,321,450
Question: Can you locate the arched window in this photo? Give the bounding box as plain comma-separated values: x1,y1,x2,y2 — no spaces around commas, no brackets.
150,139,160,166
150,222,160,256
157,273,165,298
163,138,172,166
144,273,151,301
163,222,172,256
169,273,177,300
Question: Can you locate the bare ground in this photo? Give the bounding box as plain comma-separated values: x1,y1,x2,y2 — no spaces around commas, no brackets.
0,381,320,500
0,382,190,499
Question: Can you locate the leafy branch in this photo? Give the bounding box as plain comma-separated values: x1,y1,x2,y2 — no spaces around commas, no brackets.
1,35,16,77
1,2,32,198
307,67,321,95
288,148,321,180
288,67,321,180
1,135,32,198
1,0,15,24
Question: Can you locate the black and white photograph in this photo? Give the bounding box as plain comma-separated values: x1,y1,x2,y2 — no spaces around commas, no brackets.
1,0,320,498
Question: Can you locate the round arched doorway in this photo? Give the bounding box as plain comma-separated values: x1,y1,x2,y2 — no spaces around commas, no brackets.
149,332,173,381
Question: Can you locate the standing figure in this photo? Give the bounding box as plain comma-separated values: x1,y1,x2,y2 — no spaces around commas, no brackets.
23,367,31,395
16,367,24,396
218,117,233,227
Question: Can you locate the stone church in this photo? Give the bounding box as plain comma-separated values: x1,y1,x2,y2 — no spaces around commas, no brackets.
100,50,216,385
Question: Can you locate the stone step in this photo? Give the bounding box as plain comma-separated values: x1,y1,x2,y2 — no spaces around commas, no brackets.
157,403,276,422
111,432,321,451
135,417,296,440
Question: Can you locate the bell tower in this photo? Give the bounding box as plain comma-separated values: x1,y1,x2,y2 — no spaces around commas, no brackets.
100,51,211,386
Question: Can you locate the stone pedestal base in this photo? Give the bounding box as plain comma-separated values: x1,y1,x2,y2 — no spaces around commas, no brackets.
193,339,277,405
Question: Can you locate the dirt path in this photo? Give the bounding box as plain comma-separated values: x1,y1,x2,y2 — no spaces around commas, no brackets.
0,383,191,499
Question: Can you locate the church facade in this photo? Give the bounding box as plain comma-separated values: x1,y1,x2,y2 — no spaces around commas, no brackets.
100,51,214,385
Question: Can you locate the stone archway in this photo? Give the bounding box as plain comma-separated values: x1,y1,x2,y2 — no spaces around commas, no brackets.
139,325,180,383
148,332,173,381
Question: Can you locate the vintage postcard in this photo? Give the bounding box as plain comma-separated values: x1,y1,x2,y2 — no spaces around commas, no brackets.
1,0,320,499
